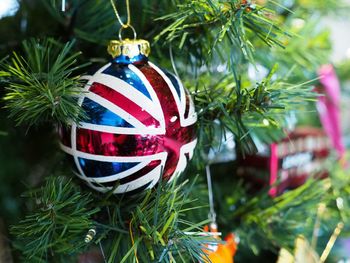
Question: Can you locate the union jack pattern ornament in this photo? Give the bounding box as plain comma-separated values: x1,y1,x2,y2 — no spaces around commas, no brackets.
60,39,197,194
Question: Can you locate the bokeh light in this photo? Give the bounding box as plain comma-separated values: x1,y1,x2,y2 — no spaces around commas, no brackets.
0,0,19,19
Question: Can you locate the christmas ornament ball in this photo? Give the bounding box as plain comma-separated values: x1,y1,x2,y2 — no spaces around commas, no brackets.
59,39,197,194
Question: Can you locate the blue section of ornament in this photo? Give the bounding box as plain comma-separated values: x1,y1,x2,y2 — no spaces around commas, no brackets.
78,158,140,178
113,54,148,64
103,63,152,100
164,70,182,100
82,97,134,128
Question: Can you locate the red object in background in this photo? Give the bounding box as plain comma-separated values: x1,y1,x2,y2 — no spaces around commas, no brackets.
78,249,104,263
317,65,345,161
237,127,331,197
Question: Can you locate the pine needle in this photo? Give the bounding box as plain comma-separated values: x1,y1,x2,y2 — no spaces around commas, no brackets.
2,38,89,127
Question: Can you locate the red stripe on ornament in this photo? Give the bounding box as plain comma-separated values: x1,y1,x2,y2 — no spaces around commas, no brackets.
138,64,192,180
75,128,162,156
89,82,160,128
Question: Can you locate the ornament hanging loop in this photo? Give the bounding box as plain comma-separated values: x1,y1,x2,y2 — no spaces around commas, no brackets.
110,0,138,40
118,24,137,41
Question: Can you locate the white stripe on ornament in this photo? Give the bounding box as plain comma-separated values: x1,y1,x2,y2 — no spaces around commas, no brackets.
89,72,163,124
128,64,166,128
76,153,166,183
78,122,164,135
87,163,163,194
74,161,148,182
113,163,162,194
84,92,150,131
148,62,183,114
148,62,197,127
168,138,197,182
70,63,112,181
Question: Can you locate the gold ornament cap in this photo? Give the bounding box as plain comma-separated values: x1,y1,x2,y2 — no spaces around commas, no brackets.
107,39,150,59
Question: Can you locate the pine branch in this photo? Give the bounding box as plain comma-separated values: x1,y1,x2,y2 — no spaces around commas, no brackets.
194,65,316,154
211,156,350,256
154,0,290,65
11,176,100,263
12,174,212,262
234,178,329,253
97,178,211,263
42,0,117,44
255,16,332,83
2,38,89,126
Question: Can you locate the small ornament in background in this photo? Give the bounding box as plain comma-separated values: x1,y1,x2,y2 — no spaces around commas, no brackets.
78,249,104,263
201,165,238,263
85,228,96,243
202,224,237,263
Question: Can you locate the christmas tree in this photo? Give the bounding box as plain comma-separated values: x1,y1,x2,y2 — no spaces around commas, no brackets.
0,0,349,262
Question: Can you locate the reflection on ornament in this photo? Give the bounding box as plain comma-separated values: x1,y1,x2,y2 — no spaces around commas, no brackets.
60,39,197,194
202,224,237,263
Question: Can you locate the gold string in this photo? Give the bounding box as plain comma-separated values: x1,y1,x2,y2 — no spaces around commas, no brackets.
110,0,131,29
129,219,140,263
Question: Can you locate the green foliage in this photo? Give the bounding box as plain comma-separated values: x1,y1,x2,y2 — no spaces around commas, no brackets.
11,176,100,262
2,38,88,126
43,0,117,44
155,0,289,65
95,178,211,263
210,157,350,260
234,178,328,254
4,1,316,155
336,59,350,82
11,176,211,263
255,15,332,83
293,0,350,15
275,19,330,70
326,160,350,224
194,65,316,153
1,0,349,262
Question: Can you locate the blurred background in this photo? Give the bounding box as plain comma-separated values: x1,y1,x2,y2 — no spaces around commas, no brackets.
1,0,350,262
